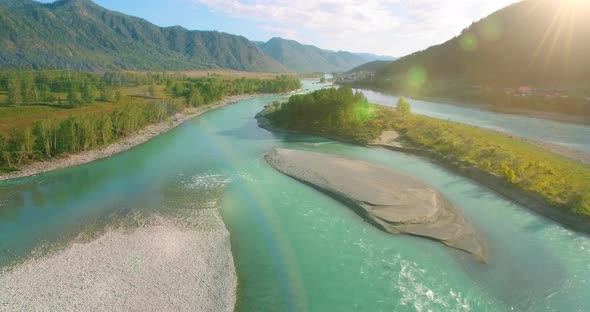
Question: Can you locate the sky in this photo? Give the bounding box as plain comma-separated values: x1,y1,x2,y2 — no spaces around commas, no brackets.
40,0,520,57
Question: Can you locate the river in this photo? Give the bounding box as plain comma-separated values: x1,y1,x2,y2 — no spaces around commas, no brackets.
350,88,590,154
0,80,589,311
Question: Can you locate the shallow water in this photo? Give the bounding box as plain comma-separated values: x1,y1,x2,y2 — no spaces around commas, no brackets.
1,80,589,311
354,88,590,154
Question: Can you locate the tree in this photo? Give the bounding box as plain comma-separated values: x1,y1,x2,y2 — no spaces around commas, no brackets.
13,128,35,164
37,84,51,103
171,83,184,97
20,75,35,105
98,114,113,145
1,150,12,169
100,85,115,102
81,83,96,104
7,79,21,105
397,97,411,117
67,84,81,107
79,116,97,150
575,191,590,216
114,90,123,103
58,118,80,153
34,120,57,158
505,167,518,183
0,134,7,168
187,87,204,107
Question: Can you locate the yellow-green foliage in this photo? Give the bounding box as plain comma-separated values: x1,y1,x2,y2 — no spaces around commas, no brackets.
0,70,302,173
394,115,590,217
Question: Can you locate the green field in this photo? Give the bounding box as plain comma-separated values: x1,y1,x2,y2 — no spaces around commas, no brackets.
0,102,120,135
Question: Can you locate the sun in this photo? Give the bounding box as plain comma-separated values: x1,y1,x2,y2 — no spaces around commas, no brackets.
563,0,590,8
530,0,590,68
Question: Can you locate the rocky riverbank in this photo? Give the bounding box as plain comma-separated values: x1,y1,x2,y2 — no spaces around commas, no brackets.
0,210,236,312
265,148,487,262
0,94,264,182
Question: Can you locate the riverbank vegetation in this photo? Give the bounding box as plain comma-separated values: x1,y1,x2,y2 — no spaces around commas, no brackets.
262,87,590,218
396,111,590,218
0,70,301,172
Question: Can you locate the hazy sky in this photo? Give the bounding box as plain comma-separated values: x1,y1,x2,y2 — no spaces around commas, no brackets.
41,0,520,57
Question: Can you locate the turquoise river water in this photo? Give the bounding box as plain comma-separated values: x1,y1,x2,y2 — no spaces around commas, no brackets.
351,88,590,154
0,80,589,311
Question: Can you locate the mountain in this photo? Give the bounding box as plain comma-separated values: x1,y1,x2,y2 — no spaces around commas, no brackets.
0,0,285,72
354,53,396,62
346,60,392,74
258,37,389,73
375,0,590,88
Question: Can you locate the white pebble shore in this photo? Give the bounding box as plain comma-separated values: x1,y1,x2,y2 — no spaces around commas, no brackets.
0,210,236,312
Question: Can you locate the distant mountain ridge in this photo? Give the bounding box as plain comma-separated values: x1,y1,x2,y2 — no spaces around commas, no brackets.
354,53,396,62
0,0,285,71
0,0,394,73
258,37,394,73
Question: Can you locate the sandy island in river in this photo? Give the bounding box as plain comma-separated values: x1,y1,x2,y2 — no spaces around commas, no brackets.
265,147,487,262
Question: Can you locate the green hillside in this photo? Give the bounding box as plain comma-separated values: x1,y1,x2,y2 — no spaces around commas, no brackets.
354,0,590,119
0,0,286,72
377,0,590,86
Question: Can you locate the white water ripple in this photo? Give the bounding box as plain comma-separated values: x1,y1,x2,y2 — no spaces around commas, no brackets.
393,257,475,312
182,173,232,190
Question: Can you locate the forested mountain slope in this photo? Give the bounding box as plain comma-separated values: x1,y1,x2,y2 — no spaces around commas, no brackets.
376,0,590,87
0,0,286,72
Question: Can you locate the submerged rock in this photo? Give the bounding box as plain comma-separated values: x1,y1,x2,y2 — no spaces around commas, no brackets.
265,148,487,262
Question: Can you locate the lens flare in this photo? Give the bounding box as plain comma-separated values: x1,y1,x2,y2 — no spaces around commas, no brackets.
406,66,427,89
531,0,590,69
460,33,478,51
